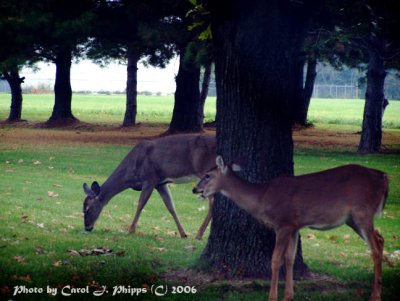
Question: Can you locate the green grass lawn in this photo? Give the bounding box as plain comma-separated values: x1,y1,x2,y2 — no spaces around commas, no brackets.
0,94,399,300
0,93,399,128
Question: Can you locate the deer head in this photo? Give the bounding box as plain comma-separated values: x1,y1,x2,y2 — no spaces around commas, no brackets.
193,155,241,198
82,181,102,232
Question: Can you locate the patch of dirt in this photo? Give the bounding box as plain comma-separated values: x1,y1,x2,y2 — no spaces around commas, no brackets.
1,121,399,153
0,121,217,147
293,126,400,153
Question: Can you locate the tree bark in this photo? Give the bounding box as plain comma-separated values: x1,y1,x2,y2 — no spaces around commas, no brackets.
295,58,317,125
358,35,387,153
200,62,212,116
122,46,139,127
201,0,310,278
168,44,203,133
47,47,77,125
3,66,25,122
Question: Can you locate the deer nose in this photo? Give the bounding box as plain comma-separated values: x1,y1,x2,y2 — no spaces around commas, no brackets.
192,187,198,194
85,226,93,232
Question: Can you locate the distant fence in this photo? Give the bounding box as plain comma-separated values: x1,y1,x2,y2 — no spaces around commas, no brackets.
313,84,360,99
0,80,363,100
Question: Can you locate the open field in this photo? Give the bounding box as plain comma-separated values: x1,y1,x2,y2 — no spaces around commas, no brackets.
0,94,399,300
0,93,400,129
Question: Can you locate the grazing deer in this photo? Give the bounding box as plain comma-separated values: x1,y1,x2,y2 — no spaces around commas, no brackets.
193,156,388,301
83,134,216,240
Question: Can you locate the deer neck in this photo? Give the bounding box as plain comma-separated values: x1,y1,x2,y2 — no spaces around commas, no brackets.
219,172,266,217
98,167,132,205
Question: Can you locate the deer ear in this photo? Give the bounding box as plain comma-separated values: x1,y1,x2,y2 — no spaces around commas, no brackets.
83,183,94,196
91,181,101,196
216,155,228,174
216,155,224,168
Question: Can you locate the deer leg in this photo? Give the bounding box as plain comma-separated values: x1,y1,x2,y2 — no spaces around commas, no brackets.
269,229,291,301
347,216,383,301
128,185,154,234
283,231,299,301
195,196,214,240
367,229,384,301
156,184,187,238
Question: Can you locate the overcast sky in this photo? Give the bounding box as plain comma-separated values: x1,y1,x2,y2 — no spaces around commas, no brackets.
21,58,180,94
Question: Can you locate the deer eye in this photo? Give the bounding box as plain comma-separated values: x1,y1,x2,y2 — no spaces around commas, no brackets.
205,174,210,180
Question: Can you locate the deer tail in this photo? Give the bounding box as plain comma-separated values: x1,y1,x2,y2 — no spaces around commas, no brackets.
375,172,389,217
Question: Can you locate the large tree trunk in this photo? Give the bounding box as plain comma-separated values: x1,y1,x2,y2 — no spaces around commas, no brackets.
168,44,203,133
199,62,212,115
295,58,317,125
47,47,77,125
122,47,138,127
201,0,310,278
358,36,387,153
3,66,25,122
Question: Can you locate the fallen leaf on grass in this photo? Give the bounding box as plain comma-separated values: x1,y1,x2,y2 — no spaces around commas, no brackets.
53,184,63,188
5,161,11,164
36,223,45,229
154,235,164,242
47,191,59,198
67,247,125,257
18,159,24,163
152,226,160,231
307,233,316,240
184,245,196,251
390,250,400,259
354,252,369,257
67,250,81,256
71,275,81,282
35,247,47,255
152,247,167,253
383,256,396,267
12,275,31,282
20,213,28,224
166,230,177,237
32,160,41,165
13,256,25,263
52,260,63,267
67,168,75,174
383,250,400,267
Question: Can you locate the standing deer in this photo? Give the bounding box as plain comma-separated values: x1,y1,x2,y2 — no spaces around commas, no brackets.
83,134,216,240
193,156,388,301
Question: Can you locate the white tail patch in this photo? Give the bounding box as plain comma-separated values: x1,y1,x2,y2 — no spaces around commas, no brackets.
374,195,386,218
